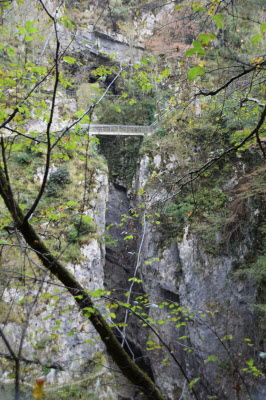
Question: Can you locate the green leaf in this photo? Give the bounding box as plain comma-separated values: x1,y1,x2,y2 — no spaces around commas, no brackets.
40,293,54,299
187,65,205,81
66,201,80,207
192,40,202,48
260,23,266,34
189,378,200,389
212,14,224,21
50,333,58,339
175,322,186,328
27,26,38,33
0,239,11,245
80,114,90,124
7,47,15,57
84,307,95,314
16,26,27,35
63,56,77,64
25,20,38,33
246,359,254,367
197,33,216,44
221,334,233,342
25,36,34,42
216,20,224,28
174,5,185,11
212,14,224,27
124,235,134,240
43,315,53,321
192,3,205,12
128,277,142,283
60,15,75,28
204,356,218,363
185,48,203,57
88,289,105,297
252,34,262,45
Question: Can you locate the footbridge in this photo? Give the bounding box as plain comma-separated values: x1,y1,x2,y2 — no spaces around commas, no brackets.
89,124,154,136
0,124,155,140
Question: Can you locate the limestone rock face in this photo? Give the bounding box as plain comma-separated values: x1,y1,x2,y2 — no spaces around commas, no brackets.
125,154,266,400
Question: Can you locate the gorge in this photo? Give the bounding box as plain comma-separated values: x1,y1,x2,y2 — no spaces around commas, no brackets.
0,1,266,400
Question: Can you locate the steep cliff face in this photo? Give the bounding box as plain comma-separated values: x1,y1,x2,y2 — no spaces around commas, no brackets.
82,127,264,400
125,148,266,400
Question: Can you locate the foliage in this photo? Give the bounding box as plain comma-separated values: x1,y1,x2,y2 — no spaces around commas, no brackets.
16,151,32,165
68,215,96,242
99,232,118,247
95,75,156,125
46,167,71,197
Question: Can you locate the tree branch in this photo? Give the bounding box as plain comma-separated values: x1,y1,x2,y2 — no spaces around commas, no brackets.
197,61,266,97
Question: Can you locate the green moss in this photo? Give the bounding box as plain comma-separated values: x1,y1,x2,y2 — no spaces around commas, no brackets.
0,301,25,324
33,338,49,350
234,255,266,283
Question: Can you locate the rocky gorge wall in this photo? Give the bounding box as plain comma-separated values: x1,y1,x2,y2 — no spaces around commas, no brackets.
95,139,266,400
0,127,265,400
125,149,266,400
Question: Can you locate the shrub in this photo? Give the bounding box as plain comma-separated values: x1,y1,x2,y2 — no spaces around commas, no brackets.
46,167,70,197
16,152,31,165
68,215,96,242
49,166,70,186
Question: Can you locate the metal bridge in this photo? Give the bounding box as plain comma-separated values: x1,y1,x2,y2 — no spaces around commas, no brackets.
89,124,154,136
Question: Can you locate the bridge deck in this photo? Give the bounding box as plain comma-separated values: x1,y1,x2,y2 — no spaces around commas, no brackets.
88,124,153,136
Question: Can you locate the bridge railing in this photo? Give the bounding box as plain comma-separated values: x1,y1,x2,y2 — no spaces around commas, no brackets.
0,124,156,140
88,124,154,135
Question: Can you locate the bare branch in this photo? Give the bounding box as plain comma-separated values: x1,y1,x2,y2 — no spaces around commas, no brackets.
24,2,62,222
240,97,266,108
197,61,266,97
